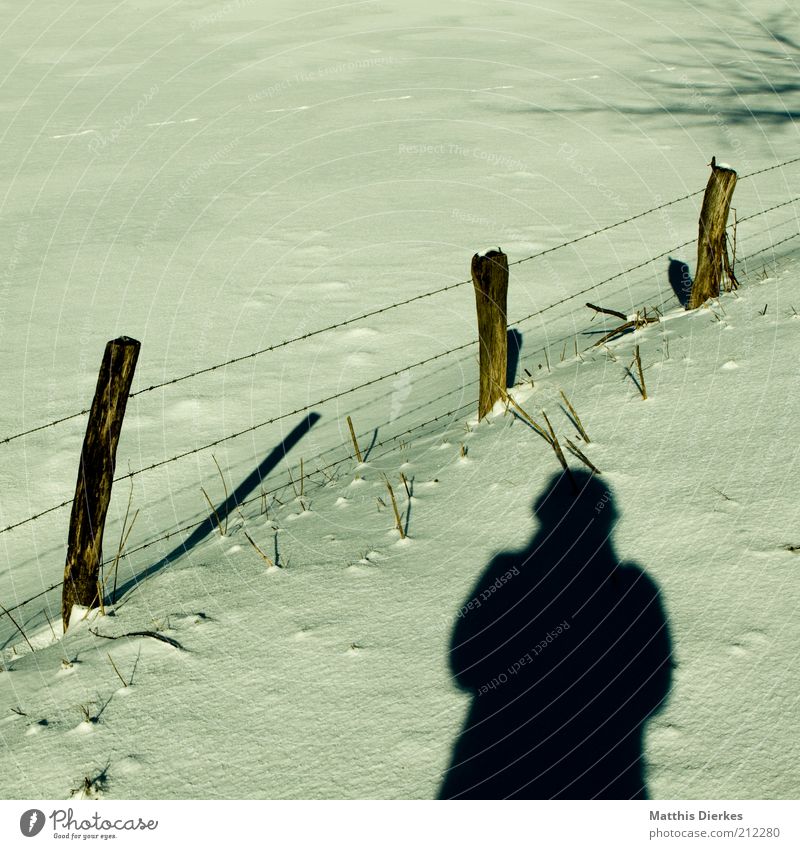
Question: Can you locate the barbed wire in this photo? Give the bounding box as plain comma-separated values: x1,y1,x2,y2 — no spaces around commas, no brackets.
0,397,478,623
0,498,75,536
5,154,800,449
2,208,796,541
5,208,800,625
0,247,751,623
0,581,63,621
738,230,800,264
511,239,696,328
508,192,704,268
739,155,800,181
0,407,93,447
0,241,695,537
735,195,800,225
0,340,478,538
112,342,477,483
2,163,775,449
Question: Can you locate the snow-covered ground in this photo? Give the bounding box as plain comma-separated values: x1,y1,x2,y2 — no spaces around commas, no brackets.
0,0,799,799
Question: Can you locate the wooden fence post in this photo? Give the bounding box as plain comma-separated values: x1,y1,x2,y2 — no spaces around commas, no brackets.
472,248,509,420
688,157,738,309
61,336,140,630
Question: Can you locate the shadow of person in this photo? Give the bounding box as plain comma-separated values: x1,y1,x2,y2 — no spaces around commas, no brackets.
439,470,672,799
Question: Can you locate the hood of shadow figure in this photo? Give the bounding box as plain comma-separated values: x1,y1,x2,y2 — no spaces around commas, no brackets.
532,470,618,549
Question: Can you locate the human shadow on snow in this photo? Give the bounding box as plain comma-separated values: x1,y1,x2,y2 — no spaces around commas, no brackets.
439,470,673,799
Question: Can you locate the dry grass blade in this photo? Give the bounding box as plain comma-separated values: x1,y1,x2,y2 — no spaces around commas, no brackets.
201,487,225,537
211,455,229,535
109,503,139,607
286,464,299,498
723,208,739,292
347,415,363,464
504,394,552,444
559,390,590,443
107,652,128,687
542,412,578,492
0,601,34,652
565,438,601,475
635,345,648,400
489,377,551,444
384,479,406,539
243,530,277,568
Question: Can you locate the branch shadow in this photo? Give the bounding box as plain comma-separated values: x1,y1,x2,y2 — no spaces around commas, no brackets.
439,470,673,799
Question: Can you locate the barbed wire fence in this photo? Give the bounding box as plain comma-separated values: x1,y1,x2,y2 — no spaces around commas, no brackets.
1,156,799,627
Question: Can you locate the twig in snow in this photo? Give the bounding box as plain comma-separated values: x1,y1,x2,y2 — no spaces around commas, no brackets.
586,302,628,321
89,627,184,651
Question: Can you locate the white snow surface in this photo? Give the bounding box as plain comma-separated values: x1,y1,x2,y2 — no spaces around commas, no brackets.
1,0,799,799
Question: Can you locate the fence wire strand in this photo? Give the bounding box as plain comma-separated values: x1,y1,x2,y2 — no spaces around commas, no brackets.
0,397,478,621
2,155,800,589
4,154,800,449
2,200,798,543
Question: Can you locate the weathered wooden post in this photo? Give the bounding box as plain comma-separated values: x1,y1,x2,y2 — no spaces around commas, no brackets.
688,157,738,309
472,248,509,420
61,336,140,630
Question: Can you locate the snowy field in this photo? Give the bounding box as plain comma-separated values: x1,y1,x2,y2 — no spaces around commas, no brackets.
1,0,799,800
